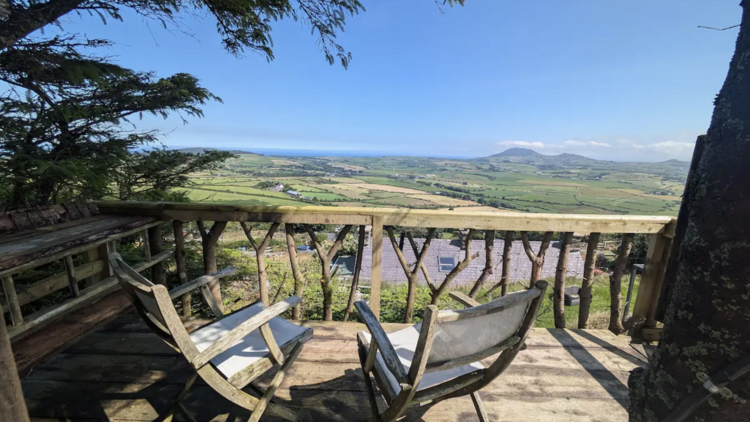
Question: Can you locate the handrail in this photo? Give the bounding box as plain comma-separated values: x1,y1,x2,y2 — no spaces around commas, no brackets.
95,201,675,235
1,200,674,342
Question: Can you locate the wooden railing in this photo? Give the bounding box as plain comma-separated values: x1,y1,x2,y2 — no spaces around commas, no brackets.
0,210,172,339
95,201,675,340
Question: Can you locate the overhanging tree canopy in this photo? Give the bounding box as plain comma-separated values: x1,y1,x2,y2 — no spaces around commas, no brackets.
0,0,370,208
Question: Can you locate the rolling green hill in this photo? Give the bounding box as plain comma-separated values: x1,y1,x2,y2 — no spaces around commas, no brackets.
181,148,687,215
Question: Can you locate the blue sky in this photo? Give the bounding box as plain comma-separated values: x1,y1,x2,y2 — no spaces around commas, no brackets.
61,1,741,161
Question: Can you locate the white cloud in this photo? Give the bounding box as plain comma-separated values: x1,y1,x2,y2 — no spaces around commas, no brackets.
497,140,611,150
630,141,694,150
497,140,547,149
561,140,611,148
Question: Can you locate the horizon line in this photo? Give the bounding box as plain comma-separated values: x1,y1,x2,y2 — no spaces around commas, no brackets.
163,146,690,164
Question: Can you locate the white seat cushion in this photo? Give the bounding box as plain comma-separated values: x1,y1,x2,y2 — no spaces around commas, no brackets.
360,324,483,394
190,302,308,379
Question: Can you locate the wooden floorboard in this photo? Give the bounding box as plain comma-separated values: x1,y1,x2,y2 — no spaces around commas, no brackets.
21,317,644,422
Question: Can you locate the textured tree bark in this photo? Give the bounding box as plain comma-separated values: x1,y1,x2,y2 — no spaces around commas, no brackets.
553,232,573,328
197,221,227,313
629,4,750,420
0,318,29,422
578,232,601,329
469,230,495,298
609,233,634,334
655,135,706,322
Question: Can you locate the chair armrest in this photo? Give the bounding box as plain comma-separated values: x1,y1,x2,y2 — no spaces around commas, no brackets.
169,267,238,299
354,301,409,385
449,291,481,308
192,296,301,368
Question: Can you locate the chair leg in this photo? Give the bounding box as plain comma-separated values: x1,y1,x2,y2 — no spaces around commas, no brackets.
470,392,490,422
357,342,384,422
157,372,199,422
248,342,305,422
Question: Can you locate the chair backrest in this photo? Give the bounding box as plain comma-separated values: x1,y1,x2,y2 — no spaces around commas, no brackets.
423,281,548,372
108,253,180,344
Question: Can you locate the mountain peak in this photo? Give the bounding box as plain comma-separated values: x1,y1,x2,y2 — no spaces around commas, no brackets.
491,148,543,157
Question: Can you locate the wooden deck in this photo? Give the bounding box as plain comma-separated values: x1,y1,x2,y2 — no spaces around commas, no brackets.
21,315,648,422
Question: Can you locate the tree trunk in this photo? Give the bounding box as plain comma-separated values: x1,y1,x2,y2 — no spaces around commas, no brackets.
629,4,750,421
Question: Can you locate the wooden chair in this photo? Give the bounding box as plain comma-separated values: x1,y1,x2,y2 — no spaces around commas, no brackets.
108,252,313,422
355,280,548,422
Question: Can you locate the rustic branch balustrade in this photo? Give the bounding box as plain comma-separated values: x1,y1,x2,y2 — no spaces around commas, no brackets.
480,230,515,299
0,200,681,422
609,233,635,334
578,232,601,328
386,227,435,323
60,201,677,342
305,224,352,321
521,231,554,287
197,220,227,314
432,229,480,305
468,230,495,298
240,222,280,305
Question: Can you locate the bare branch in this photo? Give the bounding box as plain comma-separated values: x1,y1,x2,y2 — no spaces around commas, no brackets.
698,24,740,31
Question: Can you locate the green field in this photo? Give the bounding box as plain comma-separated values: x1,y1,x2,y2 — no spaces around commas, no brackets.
181,149,686,215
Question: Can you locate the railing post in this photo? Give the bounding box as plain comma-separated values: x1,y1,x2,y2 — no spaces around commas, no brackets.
0,317,30,422
147,225,165,286
284,224,305,320
344,225,367,322
142,230,152,262
63,256,80,297
370,216,383,321
554,232,574,328
578,232,601,329
1,276,23,326
631,232,672,340
80,245,104,288
173,221,191,316
197,221,227,313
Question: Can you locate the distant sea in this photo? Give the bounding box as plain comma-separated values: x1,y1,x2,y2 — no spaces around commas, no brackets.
245,148,391,157
170,146,472,159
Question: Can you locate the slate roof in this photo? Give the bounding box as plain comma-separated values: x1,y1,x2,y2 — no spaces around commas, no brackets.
344,238,585,287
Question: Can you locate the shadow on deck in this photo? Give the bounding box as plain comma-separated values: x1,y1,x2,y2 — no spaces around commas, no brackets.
21,315,646,422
